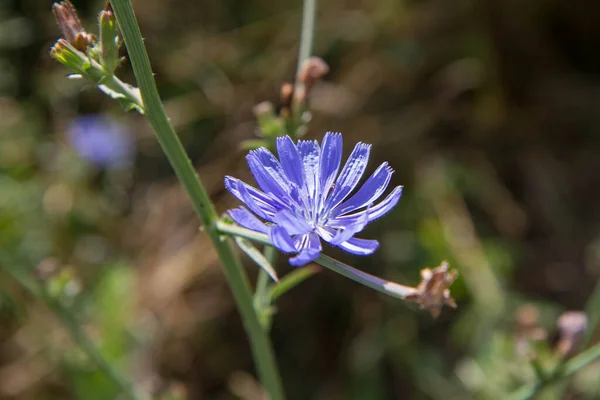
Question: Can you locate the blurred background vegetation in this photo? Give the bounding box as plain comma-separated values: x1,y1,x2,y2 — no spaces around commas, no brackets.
1,0,600,399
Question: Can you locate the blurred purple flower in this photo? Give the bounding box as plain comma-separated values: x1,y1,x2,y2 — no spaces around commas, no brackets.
67,115,135,169
225,132,403,266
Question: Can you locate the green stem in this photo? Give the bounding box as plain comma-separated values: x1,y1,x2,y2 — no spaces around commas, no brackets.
290,0,317,136
73,53,143,111
255,246,277,301
99,74,144,111
0,259,141,400
316,254,417,299
269,265,321,301
508,342,600,400
584,279,600,347
215,221,418,300
253,246,277,329
110,2,285,398
255,269,271,302
295,0,317,80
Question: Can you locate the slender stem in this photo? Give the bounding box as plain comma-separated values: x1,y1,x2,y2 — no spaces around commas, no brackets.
316,254,417,299
584,279,600,347
256,246,277,299
254,246,277,329
76,54,143,111
255,269,271,301
0,259,141,400
291,0,318,135
295,0,317,80
99,74,144,110
110,2,285,398
215,221,418,300
216,221,272,246
509,342,600,400
269,265,321,301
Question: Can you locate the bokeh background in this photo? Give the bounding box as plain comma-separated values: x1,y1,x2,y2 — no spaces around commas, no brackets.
2,0,600,399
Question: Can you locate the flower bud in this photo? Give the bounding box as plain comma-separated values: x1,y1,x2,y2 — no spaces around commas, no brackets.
99,9,119,74
50,38,90,75
50,39,105,81
52,1,95,51
280,82,294,110
556,311,588,358
296,57,329,102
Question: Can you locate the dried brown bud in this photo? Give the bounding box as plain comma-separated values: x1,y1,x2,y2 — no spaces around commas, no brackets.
297,57,329,100
52,1,95,51
514,304,547,356
405,261,458,318
556,311,588,358
280,82,294,110
104,0,114,13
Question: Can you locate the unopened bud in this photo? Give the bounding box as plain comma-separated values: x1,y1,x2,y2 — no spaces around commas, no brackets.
297,57,329,101
50,38,89,74
50,39,104,80
280,83,294,110
52,1,95,51
556,311,587,358
99,9,119,73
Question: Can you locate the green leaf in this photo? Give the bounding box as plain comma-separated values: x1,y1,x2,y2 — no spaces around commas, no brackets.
234,237,279,282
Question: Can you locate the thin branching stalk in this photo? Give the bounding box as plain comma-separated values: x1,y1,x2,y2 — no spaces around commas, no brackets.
109,1,285,398
254,246,277,303
291,0,317,124
295,0,317,80
0,258,141,400
508,342,600,400
215,222,418,300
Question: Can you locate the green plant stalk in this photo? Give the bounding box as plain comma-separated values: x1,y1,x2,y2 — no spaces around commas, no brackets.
508,342,600,400
254,246,276,304
0,258,141,400
295,0,317,81
269,265,321,301
255,268,271,302
109,1,284,398
253,246,277,329
584,279,600,347
98,74,143,109
290,0,317,137
51,41,142,110
215,221,418,300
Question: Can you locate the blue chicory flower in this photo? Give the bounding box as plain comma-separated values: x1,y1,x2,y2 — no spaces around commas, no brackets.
67,115,135,169
225,132,403,266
